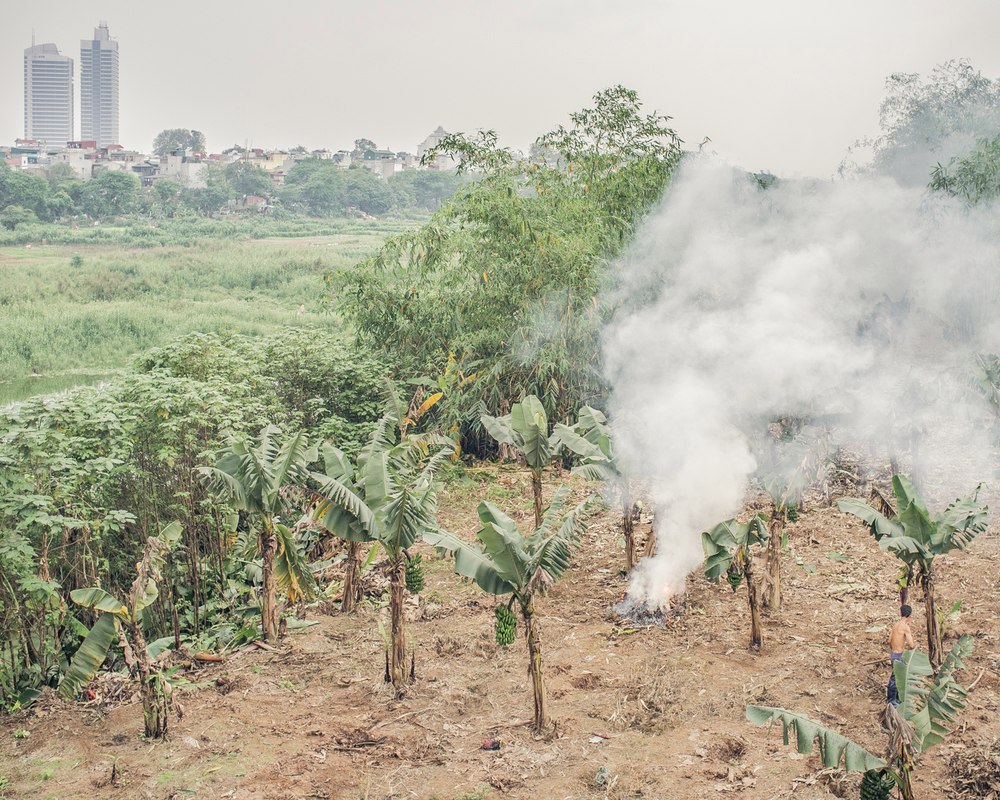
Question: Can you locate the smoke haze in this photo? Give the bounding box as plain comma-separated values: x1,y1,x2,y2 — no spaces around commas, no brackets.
604,159,1000,606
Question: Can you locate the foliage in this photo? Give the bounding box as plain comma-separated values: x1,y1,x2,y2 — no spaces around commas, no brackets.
335,86,683,444
426,489,596,730
703,517,769,651
847,59,1000,185
200,425,318,640
76,171,140,219
931,132,1000,204
153,128,207,157
310,403,455,692
224,161,274,198
838,475,986,667
701,517,768,583
746,706,887,772
482,395,568,527
748,636,975,800
59,522,182,738
0,226,404,396
281,160,397,216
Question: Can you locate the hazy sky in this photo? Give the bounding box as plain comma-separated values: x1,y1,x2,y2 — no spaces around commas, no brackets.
6,0,1000,177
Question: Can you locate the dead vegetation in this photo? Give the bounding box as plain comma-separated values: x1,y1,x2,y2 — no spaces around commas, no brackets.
1,465,998,799
949,739,1000,798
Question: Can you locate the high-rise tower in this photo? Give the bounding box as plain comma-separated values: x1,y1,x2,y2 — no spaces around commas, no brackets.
80,22,119,148
24,42,74,145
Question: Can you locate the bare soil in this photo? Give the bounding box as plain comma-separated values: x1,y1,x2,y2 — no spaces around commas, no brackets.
2,466,999,800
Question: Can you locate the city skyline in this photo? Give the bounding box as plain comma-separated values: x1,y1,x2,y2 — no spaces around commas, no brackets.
6,1,1000,177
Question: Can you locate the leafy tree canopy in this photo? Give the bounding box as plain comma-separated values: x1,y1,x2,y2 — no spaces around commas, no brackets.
334,86,684,446
153,128,207,157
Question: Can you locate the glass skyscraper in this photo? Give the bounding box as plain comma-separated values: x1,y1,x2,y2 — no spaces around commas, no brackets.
23,43,74,145
80,22,119,148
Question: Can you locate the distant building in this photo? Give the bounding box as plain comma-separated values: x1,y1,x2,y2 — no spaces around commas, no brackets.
159,149,208,188
80,23,120,148
360,149,400,180
417,126,457,170
24,43,74,146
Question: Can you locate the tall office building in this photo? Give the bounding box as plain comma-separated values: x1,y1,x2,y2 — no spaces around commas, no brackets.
80,22,119,148
23,43,74,145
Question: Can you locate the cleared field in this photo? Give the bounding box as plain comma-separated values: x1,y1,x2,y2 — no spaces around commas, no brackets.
1,466,997,800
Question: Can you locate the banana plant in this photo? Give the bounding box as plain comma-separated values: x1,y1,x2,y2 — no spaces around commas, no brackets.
552,405,639,571
748,635,974,800
481,395,565,528
702,516,768,651
838,475,986,668
426,489,596,733
200,424,318,641
310,411,454,695
58,522,181,739
750,423,828,611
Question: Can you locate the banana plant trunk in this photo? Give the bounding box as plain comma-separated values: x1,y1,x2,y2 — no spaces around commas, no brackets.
922,569,942,670
388,557,408,695
622,487,635,572
745,553,763,652
765,505,785,611
531,469,543,530
260,520,278,641
899,565,912,607
521,596,549,733
341,541,361,613
125,619,168,739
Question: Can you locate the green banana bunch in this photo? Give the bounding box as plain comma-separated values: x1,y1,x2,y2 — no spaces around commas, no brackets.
860,770,893,800
404,553,425,594
494,605,516,647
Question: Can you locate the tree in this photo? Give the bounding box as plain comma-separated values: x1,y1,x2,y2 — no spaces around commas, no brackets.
553,405,638,571
837,475,987,668
481,395,567,528
426,489,596,732
343,168,393,215
747,635,975,800
353,138,377,154
77,170,139,218
388,169,465,211
224,161,273,197
59,523,182,739
702,516,769,651
179,185,229,216
751,423,829,611
200,425,318,641
310,443,373,613
335,87,684,449
930,131,1000,204
0,205,38,230
847,59,1000,186
310,411,453,694
153,128,207,156
0,163,55,220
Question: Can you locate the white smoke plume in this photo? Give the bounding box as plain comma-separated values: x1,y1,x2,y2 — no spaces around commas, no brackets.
604,159,1000,608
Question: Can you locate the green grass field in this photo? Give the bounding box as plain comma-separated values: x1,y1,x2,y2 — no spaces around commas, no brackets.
0,219,412,404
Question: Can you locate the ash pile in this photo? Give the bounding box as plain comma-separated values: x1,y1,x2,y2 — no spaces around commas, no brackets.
612,595,686,628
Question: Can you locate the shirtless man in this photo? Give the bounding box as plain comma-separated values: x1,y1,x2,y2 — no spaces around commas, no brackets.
887,605,916,706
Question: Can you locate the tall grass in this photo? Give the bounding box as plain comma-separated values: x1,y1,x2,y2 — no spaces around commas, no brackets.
0,220,411,402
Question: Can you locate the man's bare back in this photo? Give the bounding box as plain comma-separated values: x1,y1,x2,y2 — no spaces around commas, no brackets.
889,616,915,654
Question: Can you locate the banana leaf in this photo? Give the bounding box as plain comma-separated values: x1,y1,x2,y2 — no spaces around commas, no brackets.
58,614,119,699
424,528,518,595
511,396,551,469
69,587,126,615
746,705,886,772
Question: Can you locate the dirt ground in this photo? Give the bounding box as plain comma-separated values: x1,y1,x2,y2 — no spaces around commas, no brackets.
2,465,999,800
